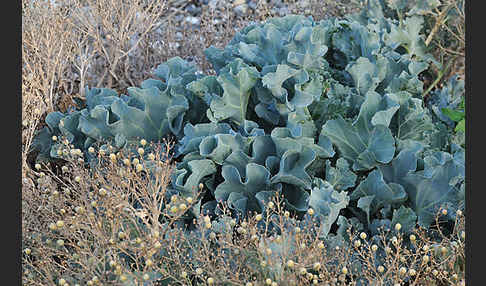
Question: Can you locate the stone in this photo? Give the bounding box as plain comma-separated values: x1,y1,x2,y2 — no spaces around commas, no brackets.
234,4,248,16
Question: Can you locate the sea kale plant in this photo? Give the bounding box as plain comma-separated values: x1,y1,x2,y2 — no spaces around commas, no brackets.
31,0,465,256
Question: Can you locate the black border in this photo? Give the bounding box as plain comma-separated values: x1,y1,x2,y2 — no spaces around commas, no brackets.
13,0,22,284
465,0,473,284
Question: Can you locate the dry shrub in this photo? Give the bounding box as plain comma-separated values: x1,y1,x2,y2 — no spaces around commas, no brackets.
423,0,465,80
22,139,466,285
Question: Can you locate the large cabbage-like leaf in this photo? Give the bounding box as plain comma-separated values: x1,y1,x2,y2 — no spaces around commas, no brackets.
206,59,260,125
214,163,275,214
391,206,417,234
107,87,184,140
350,169,408,216
389,91,435,146
271,145,316,189
325,158,357,191
176,122,233,157
309,178,350,238
321,91,398,171
199,132,250,164
346,56,387,96
401,148,465,227
171,159,217,199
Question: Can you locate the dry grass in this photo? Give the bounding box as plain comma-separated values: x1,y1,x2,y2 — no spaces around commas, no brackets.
21,0,466,285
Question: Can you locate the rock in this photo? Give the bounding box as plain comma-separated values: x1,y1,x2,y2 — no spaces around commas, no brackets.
186,4,201,16
278,6,289,17
300,0,310,8
185,16,201,26
174,14,184,23
248,1,257,10
234,4,248,16
208,0,220,9
233,0,246,6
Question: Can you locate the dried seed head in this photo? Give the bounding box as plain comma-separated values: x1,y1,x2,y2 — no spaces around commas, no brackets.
108,153,116,162
98,188,107,196
203,216,211,224
360,232,367,240
441,246,448,255
394,223,402,231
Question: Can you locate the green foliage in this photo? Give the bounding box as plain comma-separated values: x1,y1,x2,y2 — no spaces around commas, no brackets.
31,0,465,254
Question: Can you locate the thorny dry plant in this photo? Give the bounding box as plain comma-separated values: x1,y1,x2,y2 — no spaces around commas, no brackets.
22,138,465,285
423,0,465,80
